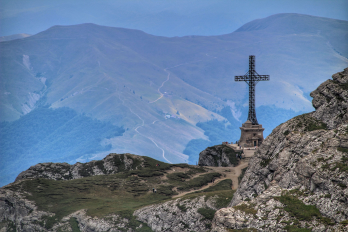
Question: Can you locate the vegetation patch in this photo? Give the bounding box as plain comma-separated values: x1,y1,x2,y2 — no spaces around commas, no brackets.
340,220,348,225
337,147,348,153
0,220,16,232
275,192,334,224
167,172,190,181
69,217,80,232
293,114,327,131
202,179,232,192
156,185,177,196
176,203,187,212
177,173,221,191
233,203,257,216
228,229,257,232
197,207,216,220
238,167,248,184
317,156,332,162
305,121,327,131
283,130,290,136
339,82,348,90
275,194,320,220
40,215,59,229
330,153,348,173
222,145,240,166
284,225,312,232
117,210,153,232
260,158,271,167
181,189,235,210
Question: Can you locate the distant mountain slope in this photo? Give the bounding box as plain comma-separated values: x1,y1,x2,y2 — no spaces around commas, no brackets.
0,33,31,42
0,13,347,186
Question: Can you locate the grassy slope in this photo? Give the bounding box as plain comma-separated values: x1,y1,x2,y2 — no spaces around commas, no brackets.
4,156,234,226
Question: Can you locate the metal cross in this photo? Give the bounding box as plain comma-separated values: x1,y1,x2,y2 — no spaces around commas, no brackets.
235,55,269,125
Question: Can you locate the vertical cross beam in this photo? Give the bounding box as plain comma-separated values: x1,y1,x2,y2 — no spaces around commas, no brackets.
235,55,269,125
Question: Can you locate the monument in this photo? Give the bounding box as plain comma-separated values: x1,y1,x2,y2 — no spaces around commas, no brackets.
235,55,269,147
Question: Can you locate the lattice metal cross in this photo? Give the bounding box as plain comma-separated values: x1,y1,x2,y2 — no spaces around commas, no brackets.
235,55,269,125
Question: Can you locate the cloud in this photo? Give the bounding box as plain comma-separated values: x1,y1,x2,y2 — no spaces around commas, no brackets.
227,100,242,121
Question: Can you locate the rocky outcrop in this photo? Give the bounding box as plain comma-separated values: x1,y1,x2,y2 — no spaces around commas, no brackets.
0,187,54,231
15,153,144,182
198,145,240,167
212,68,348,231
134,196,218,232
0,187,141,231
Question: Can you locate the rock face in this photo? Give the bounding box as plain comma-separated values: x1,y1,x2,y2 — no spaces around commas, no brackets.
212,68,348,231
198,145,240,167
134,196,218,232
15,153,144,182
0,187,139,231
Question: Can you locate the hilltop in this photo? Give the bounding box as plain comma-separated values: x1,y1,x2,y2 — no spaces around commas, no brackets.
0,153,248,231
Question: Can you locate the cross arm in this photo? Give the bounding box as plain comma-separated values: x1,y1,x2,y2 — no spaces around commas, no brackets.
253,74,270,81
235,75,248,81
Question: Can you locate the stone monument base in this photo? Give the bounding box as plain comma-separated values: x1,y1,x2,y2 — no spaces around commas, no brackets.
238,120,264,148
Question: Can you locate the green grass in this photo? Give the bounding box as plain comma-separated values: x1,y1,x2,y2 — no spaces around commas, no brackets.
167,172,191,181
4,161,223,230
275,194,320,221
260,158,271,167
233,203,257,216
340,220,348,225
5,171,172,220
197,207,216,220
275,192,334,225
228,229,257,232
0,220,16,232
202,179,232,192
238,167,248,184
329,152,348,173
293,114,327,132
337,147,348,153
177,172,221,191
284,225,312,232
176,203,187,212
69,217,80,232
305,121,327,131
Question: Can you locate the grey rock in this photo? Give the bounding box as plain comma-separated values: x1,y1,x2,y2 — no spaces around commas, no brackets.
134,196,217,232
15,153,144,182
198,145,240,167
212,68,348,231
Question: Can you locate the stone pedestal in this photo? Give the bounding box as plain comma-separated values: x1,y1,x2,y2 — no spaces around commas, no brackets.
239,120,264,147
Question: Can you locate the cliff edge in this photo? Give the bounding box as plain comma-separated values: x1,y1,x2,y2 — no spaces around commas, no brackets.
212,68,348,231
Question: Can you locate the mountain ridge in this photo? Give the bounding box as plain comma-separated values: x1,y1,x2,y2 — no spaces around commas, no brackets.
1,13,347,187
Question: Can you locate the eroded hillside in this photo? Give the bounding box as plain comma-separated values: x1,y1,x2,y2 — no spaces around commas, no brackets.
212,68,348,231
0,153,248,231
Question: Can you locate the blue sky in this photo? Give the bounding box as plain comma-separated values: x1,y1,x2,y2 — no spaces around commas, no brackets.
1,0,348,37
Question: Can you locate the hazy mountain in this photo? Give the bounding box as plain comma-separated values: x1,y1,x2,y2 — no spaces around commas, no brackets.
0,33,31,42
0,13,347,186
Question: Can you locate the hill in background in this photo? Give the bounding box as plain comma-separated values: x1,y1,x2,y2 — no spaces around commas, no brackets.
0,13,347,186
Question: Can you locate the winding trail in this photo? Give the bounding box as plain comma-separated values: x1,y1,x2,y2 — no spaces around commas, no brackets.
118,93,171,163
149,69,170,103
113,54,220,165
173,161,249,199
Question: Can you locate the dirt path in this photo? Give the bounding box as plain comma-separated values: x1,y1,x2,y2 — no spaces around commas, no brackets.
172,160,249,199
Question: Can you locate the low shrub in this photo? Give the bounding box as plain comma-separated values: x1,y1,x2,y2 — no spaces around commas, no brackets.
197,207,216,220
177,173,221,191
233,203,257,216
